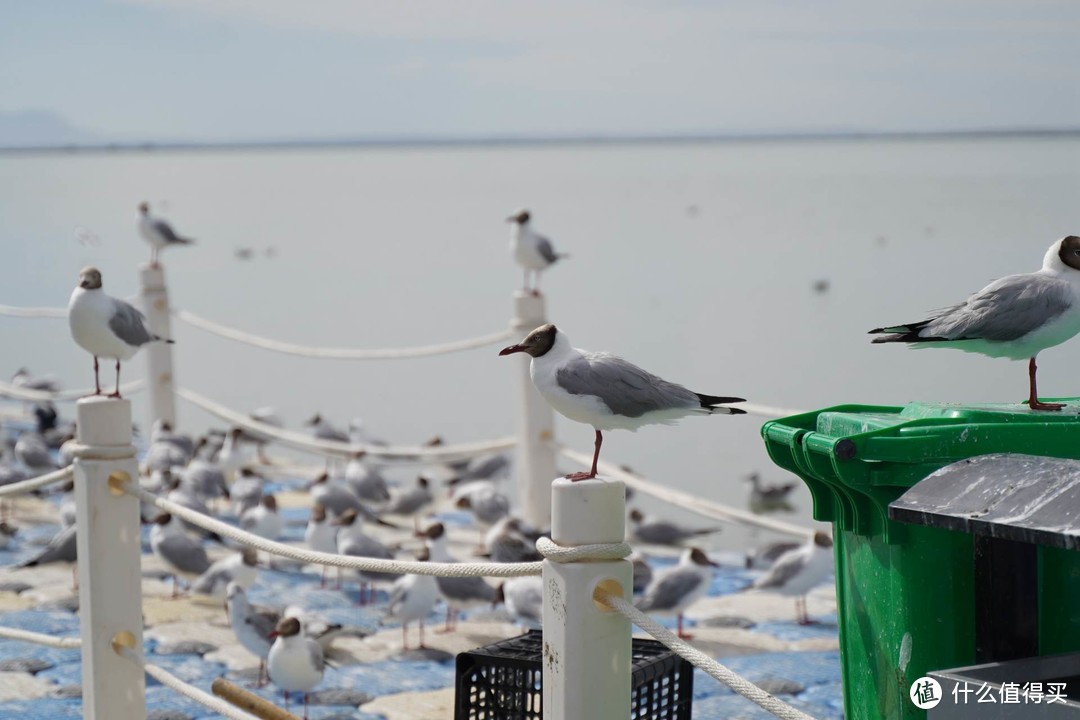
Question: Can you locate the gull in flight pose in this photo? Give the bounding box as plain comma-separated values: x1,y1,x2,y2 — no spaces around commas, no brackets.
870,235,1080,411
500,323,746,480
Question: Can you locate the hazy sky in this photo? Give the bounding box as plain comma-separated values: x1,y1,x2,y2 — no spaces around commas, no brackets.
2,1,1079,143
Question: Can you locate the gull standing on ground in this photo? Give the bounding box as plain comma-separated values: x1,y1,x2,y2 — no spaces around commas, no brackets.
241,495,283,546
496,576,544,629
484,517,542,563
500,324,746,479
746,472,797,513
419,522,496,632
870,235,1080,411
305,505,340,588
747,532,834,625
230,468,265,516
344,452,391,503
17,525,76,568
636,547,719,639
384,548,440,650
507,209,567,295
384,476,434,518
138,202,194,267
267,616,324,719
305,414,349,443
150,513,211,597
628,509,721,547
334,509,399,605
14,431,56,475
68,267,172,397
192,548,259,598
307,472,365,518
226,582,277,687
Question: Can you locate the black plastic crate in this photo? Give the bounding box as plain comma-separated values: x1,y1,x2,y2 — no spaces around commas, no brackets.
455,630,693,720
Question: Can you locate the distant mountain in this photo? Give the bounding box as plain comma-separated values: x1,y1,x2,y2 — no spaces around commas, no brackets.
0,110,100,147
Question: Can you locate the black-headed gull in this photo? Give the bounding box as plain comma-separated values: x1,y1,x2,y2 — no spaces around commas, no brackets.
150,513,211,597
333,509,399,605
496,576,543,629
500,324,746,480
267,616,324,718
627,509,721,546
384,548,440,650
746,472,797,513
870,235,1080,411
192,548,258,597
636,547,719,639
418,522,496,632
138,202,194,267
68,267,172,397
746,531,833,625
226,582,277,687
507,209,567,295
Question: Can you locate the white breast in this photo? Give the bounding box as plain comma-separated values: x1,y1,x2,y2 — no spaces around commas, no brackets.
268,637,322,692
68,289,137,360
511,226,549,270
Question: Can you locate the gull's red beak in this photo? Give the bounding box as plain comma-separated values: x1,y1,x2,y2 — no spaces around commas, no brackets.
499,344,526,356
268,630,279,639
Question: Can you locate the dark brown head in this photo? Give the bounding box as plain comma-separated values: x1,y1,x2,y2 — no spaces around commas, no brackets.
307,472,329,489
417,476,429,489
424,436,444,447
628,508,644,523
138,202,150,214
455,495,472,509
494,582,506,604
351,450,367,461
261,495,277,512
689,547,720,568
77,267,103,290
499,323,558,358
1058,236,1080,272
304,414,322,426
416,522,445,540
506,209,530,224
311,505,327,523
154,513,172,526
813,532,833,548
241,548,258,566
332,508,358,527
271,616,301,639
415,547,431,562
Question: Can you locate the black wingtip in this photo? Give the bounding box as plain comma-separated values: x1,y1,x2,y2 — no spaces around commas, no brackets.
728,408,748,415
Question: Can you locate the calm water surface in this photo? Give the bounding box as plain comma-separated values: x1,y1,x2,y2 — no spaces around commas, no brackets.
1,137,1078,550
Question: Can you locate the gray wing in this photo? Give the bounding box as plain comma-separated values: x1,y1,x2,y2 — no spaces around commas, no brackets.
437,575,496,603
490,533,541,563
153,219,192,244
536,235,559,264
924,273,1073,342
247,609,279,640
637,570,705,612
157,533,210,574
108,300,157,347
754,549,807,590
191,565,230,595
634,521,690,546
306,638,325,672
21,525,78,566
556,352,698,418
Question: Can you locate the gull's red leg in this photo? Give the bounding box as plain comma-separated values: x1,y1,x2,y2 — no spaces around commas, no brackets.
566,430,602,481
1028,356,1065,411
93,357,101,395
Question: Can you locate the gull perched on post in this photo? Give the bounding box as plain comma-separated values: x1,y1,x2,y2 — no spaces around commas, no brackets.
68,266,172,397
499,323,746,480
507,209,567,295
138,202,194,267
870,235,1080,411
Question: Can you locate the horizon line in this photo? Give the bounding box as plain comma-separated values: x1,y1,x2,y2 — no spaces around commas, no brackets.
2,126,1078,156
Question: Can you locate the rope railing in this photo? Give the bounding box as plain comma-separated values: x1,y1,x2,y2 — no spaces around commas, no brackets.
594,587,817,720
177,386,516,462
174,309,516,360
0,465,74,497
0,304,67,318
116,644,263,720
556,446,812,539
0,624,82,649
124,480,545,577
0,379,146,402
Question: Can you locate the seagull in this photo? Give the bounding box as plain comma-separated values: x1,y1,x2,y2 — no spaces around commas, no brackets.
419,522,496,632
495,576,543,629
333,509,399,605
143,421,195,473
18,524,77,569
0,522,17,550
483,516,542,564
14,431,56,475
304,414,348,443
507,209,567,295
744,540,803,570
307,472,365,518
870,235,1080,411
343,452,391,503
238,406,283,464
181,440,230,505
150,513,211,597
383,476,434,518
241,495,283,543
630,551,653,595
304,505,340,588
500,324,746,480
267,616,325,719
384,548,440,650
230,468,265,516
627,509,721,547
636,547,718,639
192,548,258,598
226,582,278,688
11,368,60,394
455,487,510,528
747,532,834,625
746,473,797,513
138,202,194,267
68,267,172,397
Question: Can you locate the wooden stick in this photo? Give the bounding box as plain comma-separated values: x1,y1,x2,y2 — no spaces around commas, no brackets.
211,678,302,720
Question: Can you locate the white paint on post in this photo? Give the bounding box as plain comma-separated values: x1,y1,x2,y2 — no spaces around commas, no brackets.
140,263,176,428
73,397,146,719
511,291,557,526
543,477,632,720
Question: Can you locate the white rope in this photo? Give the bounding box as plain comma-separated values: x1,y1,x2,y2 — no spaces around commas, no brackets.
0,379,146,402
557,447,811,540
175,309,516,360
595,589,817,720
0,465,74,497
177,387,516,462
125,481,541,578
0,624,81,649
734,402,806,419
116,645,262,720
0,304,67,318
534,536,632,563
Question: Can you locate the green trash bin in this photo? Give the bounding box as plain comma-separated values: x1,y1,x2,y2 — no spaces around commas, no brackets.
761,400,1080,720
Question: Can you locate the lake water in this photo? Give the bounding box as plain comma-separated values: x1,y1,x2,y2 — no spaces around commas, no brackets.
1,137,1078,550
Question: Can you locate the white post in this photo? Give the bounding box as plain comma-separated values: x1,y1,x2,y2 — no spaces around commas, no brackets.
511,291,557,526
543,477,632,720
140,263,177,428
73,397,146,719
